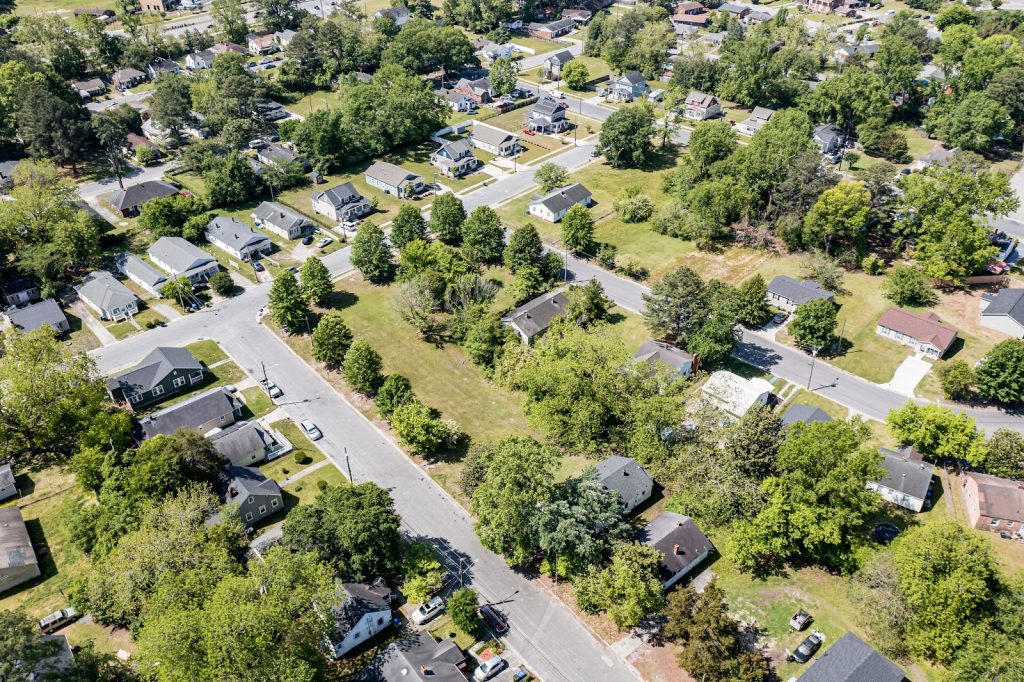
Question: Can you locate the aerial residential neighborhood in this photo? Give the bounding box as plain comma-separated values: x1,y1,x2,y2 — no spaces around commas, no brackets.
1,0,1023,679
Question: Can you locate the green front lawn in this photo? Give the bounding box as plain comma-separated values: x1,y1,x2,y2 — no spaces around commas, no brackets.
427,614,478,650
508,35,571,56
784,389,850,420
283,464,348,507
186,339,229,366
259,419,327,484
64,310,102,353
105,306,167,340
240,385,275,419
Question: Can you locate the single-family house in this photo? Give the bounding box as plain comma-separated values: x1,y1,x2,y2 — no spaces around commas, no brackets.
440,88,476,112
274,29,296,48
372,5,411,26
527,18,576,39
4,299,70,334
371,631,470,681
148,236,220,285
526,96,570,133
980,288,1024,338
312,183,372,222
683,90,721,120
75,270,139,322
147,58,180,79
544,50,575,78
111,68,147,91
799,632,906,682
430,139,479,178
766,275,834,313
470,124,519,156
210,421,284,466
702,31,727,47
913,146,960,172
0,463,17,502
638,512,713,590
562,8,592,24
324,582,393,658
674,1,705,14
125,133,162,158
502,289,570,344
71,77,106,99
2,277,40,307
74,7,115,18
258,143,310,172
607,71,650,102
0,507,40,594
962,472,1024,536
632,339,694,378
251,201,312,240
527,182,592,222
736,106,775,136
205,216,272,261
868,446,934,513
116,253,168,297
139,386,244,439
212,41,248,56
107,179,179,217
365,161,425,198
185,49,216,70
747,9,772,22
221,465,283,528
454,77,492,105
718,2,749,18
834,42,880,64
698,370,774,420
596,455,653,513
813,123,846,155
917,63,945,85
474,39,513,61
806,0,842,12
247,33,277,55
876,307,958,358
106,346,205,409
780,403,832,427
672,13,709,27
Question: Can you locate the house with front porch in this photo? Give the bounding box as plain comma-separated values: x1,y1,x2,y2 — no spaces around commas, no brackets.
205,216,272,261
430,139,479,178
683,90,721,120
75,270,139,322
526,96,570,133
365,161,425,198
470,124,519,156
608,71,650,102
106,346,205,409
148,237,220,285
312,183,372,222
876,307,958,358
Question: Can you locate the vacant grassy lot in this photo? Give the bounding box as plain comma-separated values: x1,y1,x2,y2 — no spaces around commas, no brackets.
283,464,348,507
64,310,102,353
784,388,850,420
14,0,114,15
508,35,570,56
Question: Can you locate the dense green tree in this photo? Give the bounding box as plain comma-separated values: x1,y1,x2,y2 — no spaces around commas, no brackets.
875,35,921,98
448,587,481,636
489,56,519,95
985,429,1024,480
148,74,194,145
946,629,1024,682
688,120,737,176
935,3,976,30
282,482,400,579
93,114,131,190
17,82,90,172
669,52,721,93
299,256,333,305
351,222,393,283
561,59,589,89
975,339,1024,404
471,436,557,565
960,34,1020,91
401,542,445,605
464,313,507,368
986,66,1024,127
390,400,456,455
268,271,312,333
561,204,595,255
504,223,544,273
887,403,987,466
253,0,305,32
736,274,771,327
597,106,656,168
565,280,611,328
882,265,937,307
800,68,890,135
0,610,67,679
790,298,837,350
211,0,248,42
534,162,569,193
342,340,384,395
428,192,466,244
575,542,665,628
311,315,353,369
382,19,476,77
461,206,504,264
932,92,1012,153
375,374,415,420
642,266,710,345
390,205,428,251
209,271,234,297
724,404,783,480
936,360,976,401
801,181,870,254
717,33,785,108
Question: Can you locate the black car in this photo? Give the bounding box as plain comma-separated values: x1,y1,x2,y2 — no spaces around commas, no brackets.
790,631,825,663
478,604,509,636
302,235,314,245
873,523,901,545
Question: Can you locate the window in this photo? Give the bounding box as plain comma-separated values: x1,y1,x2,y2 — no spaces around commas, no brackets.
991,519,1000,526
248,496,254,504
271,499,279,508
129,393,143,404
189,371,203,384
172,376,186,388
152,385,165,396
259,505,266,514
245,512,253,521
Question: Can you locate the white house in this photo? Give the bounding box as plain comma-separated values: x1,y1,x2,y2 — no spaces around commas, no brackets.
698,370,773,420
980,289,1024,338
0,463,17,502
735,106,775,136
867,446,934,513
683,90,721,121
251,201,312,240
639,512,713,590
470,124,519,156
246,33,277,55
323,582,392,658
185,49,216,70
766,275,834,313
502,289,569,344
596,456,653,513
876,307,958,358
372,5,411,26
312,183,371,222
205,216,272,261
527,183,592,223
148,236,220,285
430,139,478,178
116,253,168,297
364,161,425,198
75,270,139,322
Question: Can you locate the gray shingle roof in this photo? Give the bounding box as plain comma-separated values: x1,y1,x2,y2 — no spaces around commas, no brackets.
260,144,303,166
637,512,713,581
685,90,717,106
314,182,363,208
768,275,834,306
371,631,467,682
875,447,934,501
547,50,574,65
225,464,281,500
781,403,832,427
0,462,15,490
210,421,275,464
502,289,569,339
0,506,37,572
108,180,178,211
139,387,241,439
75,270,137,312
531,182,592,214
981,288,1024,325
107,346,202,397
617,71,646,85
799,632,905,682
148,236,217,275
471,124,516,147
596,456,653,507
330,582,392,641
252,201,309,232
814,123,844,146
205,216,270,252
365,161,422,188
438,139,473,159
116,253,167,291
532,96,564,117
5,299,66,333
633,339,692,373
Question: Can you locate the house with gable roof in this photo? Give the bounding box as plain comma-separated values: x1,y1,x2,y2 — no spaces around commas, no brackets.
75,270,139,321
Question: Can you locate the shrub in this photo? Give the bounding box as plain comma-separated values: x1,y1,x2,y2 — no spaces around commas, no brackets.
316,479,329,492
615,192,655,224
861,253,886,276
596,243,618,270
616,256,648,280
294,451,311,466
883,265,937,307
135,146,159,166
936,360,976,401
209,271,234,296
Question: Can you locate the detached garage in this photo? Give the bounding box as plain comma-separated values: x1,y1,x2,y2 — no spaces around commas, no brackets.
0,507,40,594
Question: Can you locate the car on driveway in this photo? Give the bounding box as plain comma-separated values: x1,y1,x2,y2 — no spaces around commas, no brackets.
316,238,333,249
39,607,79,634
789,631,825,663
411,596,445,625
252,260,265,272
300,419,322,440
302,235,314,245
474,656,507,681
772,311,788,325
873,523,901,545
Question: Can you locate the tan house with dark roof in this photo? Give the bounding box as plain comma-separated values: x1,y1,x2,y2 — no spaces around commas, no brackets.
962,472,1024,537
876,307,958,358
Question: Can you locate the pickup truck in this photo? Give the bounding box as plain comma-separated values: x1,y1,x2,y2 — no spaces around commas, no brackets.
259,379,283,399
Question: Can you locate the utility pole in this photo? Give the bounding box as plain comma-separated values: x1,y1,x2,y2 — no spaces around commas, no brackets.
261,360,268,383
345,447,353,482
806,347,819,390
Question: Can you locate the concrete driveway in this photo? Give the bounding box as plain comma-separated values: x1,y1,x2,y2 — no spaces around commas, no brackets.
880,355,933,397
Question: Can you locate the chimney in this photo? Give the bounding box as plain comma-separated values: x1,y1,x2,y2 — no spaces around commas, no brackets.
621,469,629,476
673,544,682,555
228,486,237,498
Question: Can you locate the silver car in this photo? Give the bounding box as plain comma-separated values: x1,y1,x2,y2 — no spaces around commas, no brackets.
411,596,445,625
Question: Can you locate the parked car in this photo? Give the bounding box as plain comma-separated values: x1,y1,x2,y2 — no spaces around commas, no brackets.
411,596,445,625
300,419,322,440
872,523,901,545
790,631,825,663
288,265,299,273
474,656,507,681
260,379,283,398
302,235,314,245
252,260,265,272
259,56,274,65
39,607,79,634
316,238,333,249
248,138,266,149
772,312,788,325
478,604,509,635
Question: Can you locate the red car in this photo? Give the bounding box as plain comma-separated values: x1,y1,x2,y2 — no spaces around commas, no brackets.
521,129,535,136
